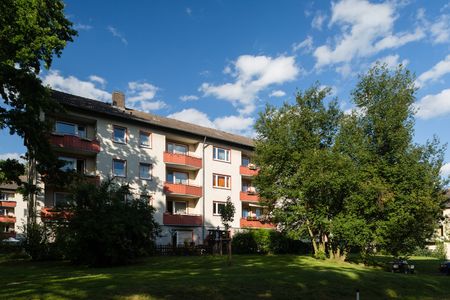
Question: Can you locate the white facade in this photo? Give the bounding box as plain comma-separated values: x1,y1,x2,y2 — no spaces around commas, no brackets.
0,185,27,239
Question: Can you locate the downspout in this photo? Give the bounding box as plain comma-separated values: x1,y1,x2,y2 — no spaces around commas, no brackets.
202,136,207,243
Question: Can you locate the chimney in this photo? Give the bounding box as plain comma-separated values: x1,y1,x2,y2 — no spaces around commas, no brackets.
112,91,125,108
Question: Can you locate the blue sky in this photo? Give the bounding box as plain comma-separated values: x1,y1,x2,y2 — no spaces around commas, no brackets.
1,0,450,177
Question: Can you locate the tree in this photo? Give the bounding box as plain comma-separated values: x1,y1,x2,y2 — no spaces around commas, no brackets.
342,64,448,257
0,0,77,224
220,196,235,265
254,84,358,259
61,179,160,266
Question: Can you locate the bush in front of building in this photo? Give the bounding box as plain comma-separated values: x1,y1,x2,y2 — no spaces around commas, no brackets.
232,229,312,255
61,179,160,266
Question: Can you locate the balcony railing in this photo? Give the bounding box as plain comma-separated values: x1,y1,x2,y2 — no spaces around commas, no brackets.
240,166,259,177
240,191,259,202
240,218,274,229
0,216,16,223
164,182,202,198
49,134,100,154
164,152,202,170
163,213,202,226
0,201,16,208
40,207,72,221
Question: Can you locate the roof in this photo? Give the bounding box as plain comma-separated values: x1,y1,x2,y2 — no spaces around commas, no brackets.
51,90,254,149
0,176,26,191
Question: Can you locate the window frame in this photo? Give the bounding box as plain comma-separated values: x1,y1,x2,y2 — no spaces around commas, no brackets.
167,141,189,155
139,163,153,180
213,201,226,216
112,159,127,178
167,171,189,185
112,125,127,144
213,173,231,189
167,200,188,215
213,146,231,163
139,130,152,148
53,192,72,208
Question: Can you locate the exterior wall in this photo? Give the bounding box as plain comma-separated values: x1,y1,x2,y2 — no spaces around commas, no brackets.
0,188,27,238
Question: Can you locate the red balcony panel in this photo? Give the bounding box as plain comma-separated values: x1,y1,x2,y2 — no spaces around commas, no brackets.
240,218,275,229
240,166,259,177
40,207,72,221
164,152,202,169
49,134,100,153
240,191,260,202
0,201,16,208
0,216,16,223
163,213,202,226
164,182,202,198
0,232,16,239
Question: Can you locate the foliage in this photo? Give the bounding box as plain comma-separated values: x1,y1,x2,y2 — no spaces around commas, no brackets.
62,180,160,266
23,222,63,261
0,158,24,184
220,196,236,231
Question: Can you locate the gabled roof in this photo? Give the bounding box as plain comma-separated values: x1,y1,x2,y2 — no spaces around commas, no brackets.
51,90,254,149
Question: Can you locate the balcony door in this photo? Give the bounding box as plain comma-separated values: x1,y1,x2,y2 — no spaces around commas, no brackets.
167,171,189,185
167,142,188,155
167,200,187,215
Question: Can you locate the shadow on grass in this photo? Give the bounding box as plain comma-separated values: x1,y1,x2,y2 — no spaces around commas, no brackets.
0,255,448,300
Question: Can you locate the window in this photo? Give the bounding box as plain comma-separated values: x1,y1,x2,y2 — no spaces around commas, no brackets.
242,180,251,192
139,131,151,148
213,147,230,162
213,202,226,215
54,192,71,207
0,193,10,201
167,171,189,185
213,174,231,189
167,142,188,155
242,156,250,167
59,157,85,173
176,230,193,245
139,163,152,180
167,200,187,214
113,159,126,177
113,126,127,143
55,121,86,137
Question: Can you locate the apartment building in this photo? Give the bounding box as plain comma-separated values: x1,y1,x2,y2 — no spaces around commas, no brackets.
42,90,273,246
0,180,27,240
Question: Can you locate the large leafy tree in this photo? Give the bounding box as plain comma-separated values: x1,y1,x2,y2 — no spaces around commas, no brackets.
0,0,76,222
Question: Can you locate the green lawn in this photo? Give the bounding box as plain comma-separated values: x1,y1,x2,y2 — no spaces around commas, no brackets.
0,254,448,300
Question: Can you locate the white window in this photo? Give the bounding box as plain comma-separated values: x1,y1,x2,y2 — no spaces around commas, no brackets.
167,200,187,214
0,193,11,201
213,174,231,189
139,131,151,147
55,121,86,138
58,157,85,173
113,159,126,177
113,126,126,143
167,171,189,185
139,163,152,180
54,192,71,207
213,201,226,215
167,142,188,155
213,147,230,162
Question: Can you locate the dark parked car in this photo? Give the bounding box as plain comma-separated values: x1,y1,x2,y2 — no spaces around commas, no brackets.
439,261,450,275
390,260,415,274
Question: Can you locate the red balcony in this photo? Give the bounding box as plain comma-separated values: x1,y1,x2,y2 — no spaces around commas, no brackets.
0,231,16,239
164,182,202,198
240,218,274,229
40,207,72,221
0,201,16,208
49,134,100,154
0,216,16,223
240,191,260,202
240,166,259,177
164,152,202,170
163,213,202,226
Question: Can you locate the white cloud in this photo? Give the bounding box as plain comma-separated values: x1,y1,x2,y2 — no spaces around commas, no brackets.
74,23,92,31
107,26,128,45
373,54,409,69
441,163,450,178
416,55,450,88
415,88,450,119
312,12,326,30
88,75,107,87
127,82,166,111
200,55,299,115
314,0,424,68
42,70,111,101
269,90,286,98
0,152,24,162
179,95,199,102
167,108,254,136
430,14,450,44
292,36,314,53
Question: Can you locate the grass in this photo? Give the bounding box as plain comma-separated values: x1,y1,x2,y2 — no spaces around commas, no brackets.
0,254,449,300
